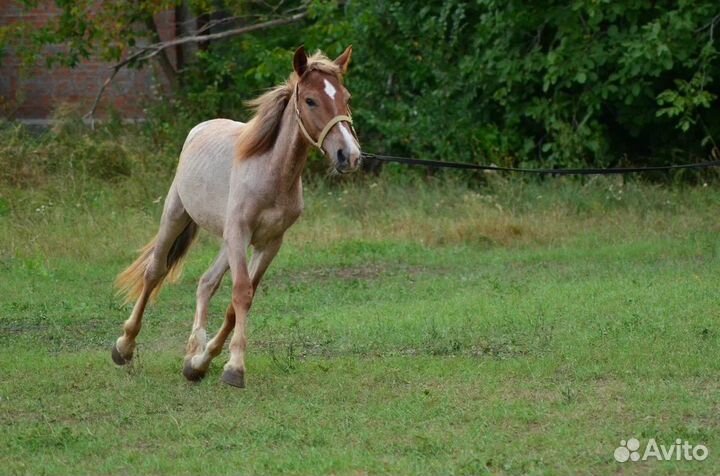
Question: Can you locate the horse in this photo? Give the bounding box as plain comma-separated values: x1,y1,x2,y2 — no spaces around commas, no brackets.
111,46,361,388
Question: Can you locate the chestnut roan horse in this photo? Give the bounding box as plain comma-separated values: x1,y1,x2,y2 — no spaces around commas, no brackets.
111,46,361,388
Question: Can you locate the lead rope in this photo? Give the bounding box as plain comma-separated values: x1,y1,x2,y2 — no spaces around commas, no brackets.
361,152,720,175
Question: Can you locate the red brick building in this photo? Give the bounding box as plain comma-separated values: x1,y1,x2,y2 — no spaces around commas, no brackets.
0,1,178,122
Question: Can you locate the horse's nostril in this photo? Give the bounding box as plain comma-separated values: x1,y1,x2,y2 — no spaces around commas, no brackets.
337,149,347,165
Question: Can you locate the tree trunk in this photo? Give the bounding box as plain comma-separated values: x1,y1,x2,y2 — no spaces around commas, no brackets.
145,16,179,91
175,1,200,71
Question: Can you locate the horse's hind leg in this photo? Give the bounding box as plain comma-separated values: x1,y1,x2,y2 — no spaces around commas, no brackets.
112,185,194,364
182,247,229,381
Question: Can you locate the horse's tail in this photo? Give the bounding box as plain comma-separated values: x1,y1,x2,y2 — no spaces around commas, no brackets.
115,221,199,304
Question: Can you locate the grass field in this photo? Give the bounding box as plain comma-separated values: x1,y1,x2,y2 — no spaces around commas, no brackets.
1,172,719,475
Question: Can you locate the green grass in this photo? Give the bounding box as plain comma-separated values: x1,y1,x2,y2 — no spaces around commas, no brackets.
1,173,719,475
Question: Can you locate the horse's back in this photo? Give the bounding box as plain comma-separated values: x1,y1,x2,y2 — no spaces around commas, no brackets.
175,119,246,236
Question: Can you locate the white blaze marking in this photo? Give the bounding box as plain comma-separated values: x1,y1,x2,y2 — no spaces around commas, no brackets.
339,124,359,154
323,79,337,100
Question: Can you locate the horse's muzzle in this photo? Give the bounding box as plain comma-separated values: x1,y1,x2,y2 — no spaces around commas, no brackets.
335,148,361,173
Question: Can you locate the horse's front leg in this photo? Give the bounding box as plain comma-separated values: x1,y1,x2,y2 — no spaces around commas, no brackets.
220,234,285,388
183,236,284,385
221,227,253,388
249,238,283,292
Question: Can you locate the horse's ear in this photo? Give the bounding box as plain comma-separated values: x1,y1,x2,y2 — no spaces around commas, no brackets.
334,45,352,74
293,45,308,76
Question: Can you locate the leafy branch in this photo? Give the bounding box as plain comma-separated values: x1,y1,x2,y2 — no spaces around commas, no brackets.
84,9,308,123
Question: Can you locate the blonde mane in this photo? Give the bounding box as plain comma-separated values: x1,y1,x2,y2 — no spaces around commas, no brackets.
236,52,343,159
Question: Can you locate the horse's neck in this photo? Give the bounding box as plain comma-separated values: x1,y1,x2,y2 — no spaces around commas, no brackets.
268,102,310,193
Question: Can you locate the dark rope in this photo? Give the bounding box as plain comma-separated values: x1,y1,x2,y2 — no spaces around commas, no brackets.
361,153,720,175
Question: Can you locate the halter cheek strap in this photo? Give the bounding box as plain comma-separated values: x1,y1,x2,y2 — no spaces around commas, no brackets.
293,82,357,153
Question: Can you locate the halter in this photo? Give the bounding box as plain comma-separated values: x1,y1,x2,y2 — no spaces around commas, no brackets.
293,81,357,154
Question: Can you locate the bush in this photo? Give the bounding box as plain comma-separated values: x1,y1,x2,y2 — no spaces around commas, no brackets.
349,1,720,168
3,1,718,172
0,107,170,187
164,0,719,170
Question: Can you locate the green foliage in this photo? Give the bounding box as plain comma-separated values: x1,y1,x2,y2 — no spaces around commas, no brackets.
161,0,720,168
341,1,720,167
1,0,174,68
0,108,173,186
141,1,352,161
657,71,717,133
2,0,720,169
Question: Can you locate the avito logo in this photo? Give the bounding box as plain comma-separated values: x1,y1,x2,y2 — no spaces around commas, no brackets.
614,438,708,463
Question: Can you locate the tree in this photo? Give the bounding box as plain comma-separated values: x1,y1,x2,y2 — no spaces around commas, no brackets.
340,1,720,168
2,0,719,169
0,0,312,120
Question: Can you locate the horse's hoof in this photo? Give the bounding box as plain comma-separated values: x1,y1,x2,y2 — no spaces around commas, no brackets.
221,369,245,388
182,361,206,382
111,343,131,366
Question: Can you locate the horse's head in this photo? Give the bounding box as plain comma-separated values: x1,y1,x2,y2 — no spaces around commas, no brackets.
292,45,361,174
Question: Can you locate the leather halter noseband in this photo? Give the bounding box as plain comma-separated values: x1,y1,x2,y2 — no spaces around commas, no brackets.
293,81,357,154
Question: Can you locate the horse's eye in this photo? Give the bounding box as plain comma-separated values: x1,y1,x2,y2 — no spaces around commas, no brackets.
305,98,317,107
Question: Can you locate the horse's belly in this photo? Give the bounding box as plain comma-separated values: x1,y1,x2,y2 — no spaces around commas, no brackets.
174,119,242,237
185,194,227,237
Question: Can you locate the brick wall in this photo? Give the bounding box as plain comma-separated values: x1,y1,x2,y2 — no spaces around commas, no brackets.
0,1,177,121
